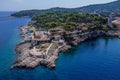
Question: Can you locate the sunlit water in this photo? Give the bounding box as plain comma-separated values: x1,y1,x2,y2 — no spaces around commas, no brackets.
0,12,120,80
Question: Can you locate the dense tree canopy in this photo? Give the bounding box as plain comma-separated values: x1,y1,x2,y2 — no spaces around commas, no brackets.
32,11,109,31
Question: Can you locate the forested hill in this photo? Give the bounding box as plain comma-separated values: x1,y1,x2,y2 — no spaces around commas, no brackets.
11,10,45,17
78,0,120,14
11,8,76,17
11,0,120,17
31,11,112,32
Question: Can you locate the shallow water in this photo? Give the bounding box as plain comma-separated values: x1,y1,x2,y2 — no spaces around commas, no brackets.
0,12,120,80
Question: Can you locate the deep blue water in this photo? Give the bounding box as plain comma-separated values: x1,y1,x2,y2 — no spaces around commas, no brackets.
0,12,120,80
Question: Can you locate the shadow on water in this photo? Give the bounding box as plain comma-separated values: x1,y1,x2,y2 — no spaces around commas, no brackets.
103,37,118,48
62,37,101,56
104,37,110,47
62,46,79,56
61,37,117,56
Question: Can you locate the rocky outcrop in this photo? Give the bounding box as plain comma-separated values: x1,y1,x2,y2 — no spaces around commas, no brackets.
12,40,68,69
12,28,120,69
63,30,106,46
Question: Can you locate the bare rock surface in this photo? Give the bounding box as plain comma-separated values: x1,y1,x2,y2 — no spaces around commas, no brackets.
12,27,120,69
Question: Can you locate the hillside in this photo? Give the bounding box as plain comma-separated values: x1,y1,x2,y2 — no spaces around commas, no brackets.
78,0,120,14
11,0,120,17
31,11,111,32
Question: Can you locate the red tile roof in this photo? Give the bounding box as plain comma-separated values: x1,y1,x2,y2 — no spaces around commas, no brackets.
32,38,50,41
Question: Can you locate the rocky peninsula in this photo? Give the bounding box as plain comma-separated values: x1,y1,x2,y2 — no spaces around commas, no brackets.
12,11,120,69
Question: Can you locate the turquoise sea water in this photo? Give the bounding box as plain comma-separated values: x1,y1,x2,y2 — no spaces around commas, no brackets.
0,12,120,80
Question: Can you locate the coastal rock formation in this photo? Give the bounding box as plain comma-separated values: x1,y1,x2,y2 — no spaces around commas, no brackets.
12,27,120,69
12,30,69,69
12,12,120,69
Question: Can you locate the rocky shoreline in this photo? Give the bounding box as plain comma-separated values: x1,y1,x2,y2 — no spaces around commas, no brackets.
12,24,120,68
